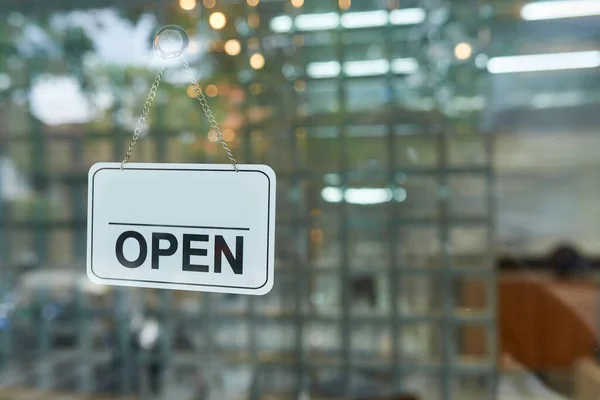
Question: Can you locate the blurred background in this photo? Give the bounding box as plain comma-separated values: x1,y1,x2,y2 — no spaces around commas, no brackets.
0,0,599,399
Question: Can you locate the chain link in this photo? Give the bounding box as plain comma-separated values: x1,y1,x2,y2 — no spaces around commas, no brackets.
183,59,238,171
121,60,238,171
121,65,165,169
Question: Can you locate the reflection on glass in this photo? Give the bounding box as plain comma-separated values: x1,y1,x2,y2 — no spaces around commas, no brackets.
0,0,590,397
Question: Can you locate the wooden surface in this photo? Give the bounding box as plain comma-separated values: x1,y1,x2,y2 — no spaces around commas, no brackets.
0,388,137,399
575,358,600,400
499,274,598,370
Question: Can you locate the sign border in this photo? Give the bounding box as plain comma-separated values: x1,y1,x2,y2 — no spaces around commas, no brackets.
88,164,273,292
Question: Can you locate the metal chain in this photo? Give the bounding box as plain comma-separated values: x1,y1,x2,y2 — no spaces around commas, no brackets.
121,60,238,171
121,65,165,169
183,59,238,171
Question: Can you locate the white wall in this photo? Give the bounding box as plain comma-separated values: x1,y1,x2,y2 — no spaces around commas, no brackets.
495,134,600,255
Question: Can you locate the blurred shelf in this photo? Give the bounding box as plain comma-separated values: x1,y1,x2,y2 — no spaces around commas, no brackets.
276,266,495,276
168,351,495,375
8,165,492,186
171,310,494,325
0,388,137,400
0,216,491,230
294,109,443,127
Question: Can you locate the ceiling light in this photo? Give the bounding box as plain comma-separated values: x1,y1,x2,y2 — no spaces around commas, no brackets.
321,187,343,203
389,8,426,25
295,13,339,31
344,59,390,77
321,187,396,205
391,58,419,74
341,10,388,28
487,51,600,74
270,16,293,32
521,0,600,20
306,61,341,78
269,8,424,33
307,58,418,78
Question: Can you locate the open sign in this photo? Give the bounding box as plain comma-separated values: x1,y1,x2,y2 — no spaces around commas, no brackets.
87,163,276,295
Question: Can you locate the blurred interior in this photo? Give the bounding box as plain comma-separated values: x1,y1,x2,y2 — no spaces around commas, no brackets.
0,0,600,399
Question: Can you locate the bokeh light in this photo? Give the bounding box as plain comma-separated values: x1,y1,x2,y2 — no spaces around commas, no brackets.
179,0,196,10
209,12,227,30
250,53,265,69
224,39,241,56
206,84,219,97
455,42,473,60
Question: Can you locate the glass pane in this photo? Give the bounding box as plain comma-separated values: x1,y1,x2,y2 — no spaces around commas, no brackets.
345,79,387,112
400,323,441,364
255,321,294,353
298,127,340,172
450,227,489,268
308,273,340,314
304,322,340,358
397,226,442,269
7,0,590,397
400,174,439,219
395,135,438,167
398,273,442,316
301,81,339,115
349,227,389,270
448,135,487,166
351,323,391,362
449,174,487,218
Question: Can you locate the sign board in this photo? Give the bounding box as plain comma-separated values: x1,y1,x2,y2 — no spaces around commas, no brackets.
87,163,276,295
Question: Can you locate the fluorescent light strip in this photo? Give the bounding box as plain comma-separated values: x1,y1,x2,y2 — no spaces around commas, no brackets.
306,61,341,78
391,57,419,74
270,15,293,33
308,58,418,78
487,51,600,73
321,187,407,205
389,8,426,25
341,10,388,28
345,188,393,205
521,0,600,20
344,59,389,76
271,8,425,33
295,12,339,31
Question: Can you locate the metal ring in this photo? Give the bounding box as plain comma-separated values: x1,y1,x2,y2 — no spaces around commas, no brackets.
153,25,189,60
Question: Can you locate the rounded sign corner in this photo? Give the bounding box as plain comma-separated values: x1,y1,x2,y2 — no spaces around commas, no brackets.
253,164,277,182
88,162,113,180
86,269,105,286
253,278,274,296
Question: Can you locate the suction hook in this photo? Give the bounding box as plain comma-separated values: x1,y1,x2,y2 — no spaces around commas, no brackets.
153,25,189,60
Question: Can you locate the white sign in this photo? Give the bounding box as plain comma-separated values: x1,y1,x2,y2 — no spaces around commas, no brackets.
87,163,276,295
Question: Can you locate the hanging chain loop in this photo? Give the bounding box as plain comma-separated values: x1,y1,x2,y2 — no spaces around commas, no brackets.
121,65,165,169
122,25,237,170
182,59,238,172
121,60,238,172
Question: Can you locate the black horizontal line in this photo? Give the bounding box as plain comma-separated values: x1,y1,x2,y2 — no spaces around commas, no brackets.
108,222,250,231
